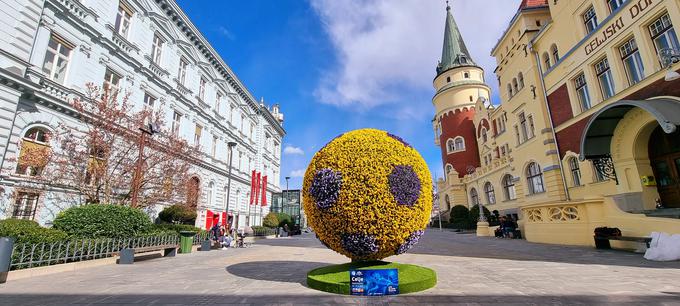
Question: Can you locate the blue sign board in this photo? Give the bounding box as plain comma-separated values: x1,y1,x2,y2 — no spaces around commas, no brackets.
349,269,399,296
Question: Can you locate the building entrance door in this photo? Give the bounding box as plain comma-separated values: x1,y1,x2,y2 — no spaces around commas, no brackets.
649,126,680,208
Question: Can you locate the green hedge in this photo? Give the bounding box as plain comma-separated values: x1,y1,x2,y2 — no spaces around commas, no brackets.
53,204,153,239
0,219,68,244
273,212,293,228
152,223,205,235
449,205,472,229
158,204,196,224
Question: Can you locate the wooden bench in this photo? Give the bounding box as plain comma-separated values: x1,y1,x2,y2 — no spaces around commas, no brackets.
118,244,178,264
594,236,652,250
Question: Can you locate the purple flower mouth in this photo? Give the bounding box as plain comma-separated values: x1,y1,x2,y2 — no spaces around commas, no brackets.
309,168,343,209
387,132,412,148
396,230,424,255
388,165,421,206
341,233,379,257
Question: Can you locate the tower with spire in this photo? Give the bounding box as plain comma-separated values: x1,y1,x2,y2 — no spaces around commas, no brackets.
432,3,490,179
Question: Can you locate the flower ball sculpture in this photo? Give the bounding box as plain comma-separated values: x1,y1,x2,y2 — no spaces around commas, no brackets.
303,129,433,261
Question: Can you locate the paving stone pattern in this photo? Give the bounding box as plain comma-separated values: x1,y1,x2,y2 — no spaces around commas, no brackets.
1,230,679,305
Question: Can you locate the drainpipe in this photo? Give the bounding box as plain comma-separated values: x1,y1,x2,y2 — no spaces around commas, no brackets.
530,43,571,201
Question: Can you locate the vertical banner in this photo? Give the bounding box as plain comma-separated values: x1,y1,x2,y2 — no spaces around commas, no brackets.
254,172,261,205
205,210,214,230
250,170,256,205
261,175,268,206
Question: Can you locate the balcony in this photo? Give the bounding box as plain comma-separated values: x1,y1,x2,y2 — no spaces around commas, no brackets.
49,0,98,22
174,79,193,97
144,56,169,78
106,25,139,54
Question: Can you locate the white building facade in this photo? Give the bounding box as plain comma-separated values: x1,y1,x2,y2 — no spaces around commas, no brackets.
0,0,285,228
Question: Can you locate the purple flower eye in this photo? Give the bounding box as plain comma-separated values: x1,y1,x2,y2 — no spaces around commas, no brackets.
309,168,343,209
396,230,424,255
389,165,421,206
341,233,379,257
387,132,412,148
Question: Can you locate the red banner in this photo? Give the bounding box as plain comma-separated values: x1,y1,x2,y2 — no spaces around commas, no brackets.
261,175,268,207
254,172,261,205
250,170,256,205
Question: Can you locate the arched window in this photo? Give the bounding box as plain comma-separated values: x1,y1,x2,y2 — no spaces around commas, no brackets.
481,127,488,143
507,84,513,98
484,182,496,204
470,188,479,206
512,78,519,93
464,72,470,78
446,76,451,83
568,157,582,187
526,162,545,194
445,164,453,174
551,44,560,63
446,139,456,153
454,137,465,151
207,181,214,207
518,72,524,89
543,52,551,70
16,127,51,176
502,174,516,200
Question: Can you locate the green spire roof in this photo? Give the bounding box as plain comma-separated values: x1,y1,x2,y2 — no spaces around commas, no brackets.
437,5,477,75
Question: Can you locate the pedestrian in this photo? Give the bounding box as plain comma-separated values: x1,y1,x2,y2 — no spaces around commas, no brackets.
210,221,221,245
502,216,515,238
219,227,232,249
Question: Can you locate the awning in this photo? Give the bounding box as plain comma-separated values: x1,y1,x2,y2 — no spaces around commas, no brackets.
580,99,680,160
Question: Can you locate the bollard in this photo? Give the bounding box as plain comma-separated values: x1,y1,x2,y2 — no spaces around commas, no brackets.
0,237,15,283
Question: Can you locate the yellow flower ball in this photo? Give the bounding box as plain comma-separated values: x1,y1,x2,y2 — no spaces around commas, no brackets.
303,129,433,261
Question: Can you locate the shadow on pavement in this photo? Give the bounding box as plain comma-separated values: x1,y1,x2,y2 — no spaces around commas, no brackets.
226,261,328,285
0,293,678,305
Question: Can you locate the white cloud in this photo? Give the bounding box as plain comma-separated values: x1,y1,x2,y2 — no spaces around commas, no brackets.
310,0,521,110
290,169,306,178
283,145,304,155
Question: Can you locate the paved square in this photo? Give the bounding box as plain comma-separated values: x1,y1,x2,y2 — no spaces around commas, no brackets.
1,230,679,305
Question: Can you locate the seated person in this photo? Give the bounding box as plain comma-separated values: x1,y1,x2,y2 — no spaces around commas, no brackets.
219,227,232,249
502,217,516,238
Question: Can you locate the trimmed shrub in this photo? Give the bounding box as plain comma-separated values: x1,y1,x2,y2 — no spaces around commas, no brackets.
158,204,196,224
0,219,68,244
274,212,293,228
469,204,492,228
449,205,471,229
151,223,205,235
53,204,152,239
263,212,279,228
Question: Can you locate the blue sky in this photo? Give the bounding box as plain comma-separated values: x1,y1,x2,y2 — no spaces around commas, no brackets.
176,0,522,189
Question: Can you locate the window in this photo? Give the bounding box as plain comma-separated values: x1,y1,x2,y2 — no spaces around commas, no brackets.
470,188,479,206
551,44,560,63
526,162,545,194
574,73,592,111
608,0,627,12
103,68,121,93
502,174,516,200
178,58,188,85
230,105,236,124
207,181,214,207
566,157,582,187
151,34,164,65
16,127,51,176
42,35,72,84
464,72,470,78
481,127,488,143
518,72,524,89
194,124,202,147
512,78,518,93
216,92,222,114
446,139,455,153
593,58,615,100
114,2,133,38
454,137,465,151
484,182,496,204
620,38,645,85
250,123,255,140
543,52,551,70
240,115,246,133
507,84,513,98
446,76,451,83
199,77,207,101
143,92,156,108
445,164,453,174
211,135,218,158
583,6,598,34
518,113,534,143
12,192,39,220
172,111,181,135
649,14,680,57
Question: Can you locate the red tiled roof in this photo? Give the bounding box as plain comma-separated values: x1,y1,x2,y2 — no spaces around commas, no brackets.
519,0,548,10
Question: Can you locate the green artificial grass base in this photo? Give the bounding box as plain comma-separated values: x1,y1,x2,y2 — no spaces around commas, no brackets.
306,261,437,295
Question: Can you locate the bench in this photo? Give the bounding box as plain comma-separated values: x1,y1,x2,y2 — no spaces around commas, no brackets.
118,244,178,264
594,236,652,250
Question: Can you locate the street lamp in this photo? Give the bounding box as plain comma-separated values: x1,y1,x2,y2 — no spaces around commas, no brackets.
660,48,680,81
225,141,237,228
130,122,160,208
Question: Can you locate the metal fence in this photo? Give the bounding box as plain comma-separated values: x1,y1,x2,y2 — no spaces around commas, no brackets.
252,227,277,237
9,232,208,271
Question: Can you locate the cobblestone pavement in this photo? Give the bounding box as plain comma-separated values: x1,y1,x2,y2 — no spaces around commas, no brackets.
1,230,680,305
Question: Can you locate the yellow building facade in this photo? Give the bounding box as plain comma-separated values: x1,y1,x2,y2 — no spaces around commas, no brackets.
435,0,680,248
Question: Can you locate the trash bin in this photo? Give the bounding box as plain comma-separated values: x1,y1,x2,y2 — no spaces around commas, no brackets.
179,231,195,254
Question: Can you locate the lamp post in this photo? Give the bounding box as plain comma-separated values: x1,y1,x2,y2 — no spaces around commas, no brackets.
130,123,160,208
225,141,237,228
467,165,489,237
660,48,680,81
